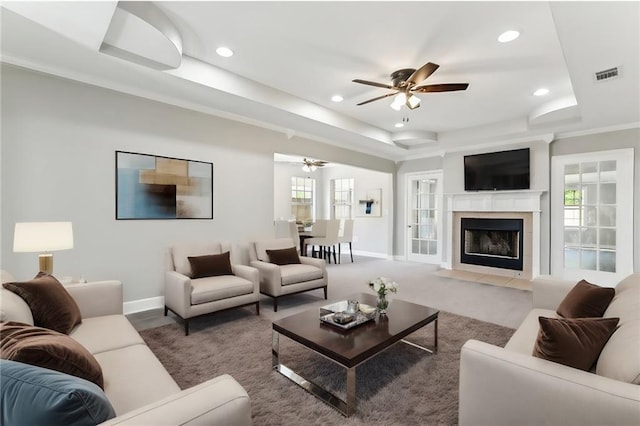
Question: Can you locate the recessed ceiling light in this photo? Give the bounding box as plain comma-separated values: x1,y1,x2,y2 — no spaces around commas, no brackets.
394,123,404,128
533,88,550,96
216,46,234,57
331,95,344,103
498,30,520,43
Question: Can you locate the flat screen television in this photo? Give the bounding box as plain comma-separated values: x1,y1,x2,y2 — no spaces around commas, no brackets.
464,148,530,191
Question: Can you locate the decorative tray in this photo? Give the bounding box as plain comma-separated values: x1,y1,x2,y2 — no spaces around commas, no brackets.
319,301,376,330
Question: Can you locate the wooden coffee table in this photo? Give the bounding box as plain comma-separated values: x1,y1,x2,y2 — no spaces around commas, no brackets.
272,293,439,416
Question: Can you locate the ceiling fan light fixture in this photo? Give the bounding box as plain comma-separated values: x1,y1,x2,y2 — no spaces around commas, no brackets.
331,95,344,103
390,92,406,110
498,30,520,43
533,88,550,96
394,122,404,128
302,164,316,172
407,94,421,109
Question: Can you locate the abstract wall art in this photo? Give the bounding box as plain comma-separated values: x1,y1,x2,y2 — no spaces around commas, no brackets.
116,151,213,220
356,188,382,217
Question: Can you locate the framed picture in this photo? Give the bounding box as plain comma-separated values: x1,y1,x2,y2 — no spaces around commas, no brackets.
356,188,382,217
116,151,213,220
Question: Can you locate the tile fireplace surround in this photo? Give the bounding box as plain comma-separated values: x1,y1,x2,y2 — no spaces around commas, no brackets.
446,191,545,280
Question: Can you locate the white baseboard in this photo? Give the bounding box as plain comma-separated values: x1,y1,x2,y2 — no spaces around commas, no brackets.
352,250,392,259
123,296,164,315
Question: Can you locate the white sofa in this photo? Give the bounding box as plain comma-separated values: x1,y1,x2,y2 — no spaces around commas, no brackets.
1,276,252,425
459,273,640,426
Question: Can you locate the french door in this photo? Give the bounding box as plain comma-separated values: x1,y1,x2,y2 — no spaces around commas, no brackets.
551,149,634,286
406,172,443,264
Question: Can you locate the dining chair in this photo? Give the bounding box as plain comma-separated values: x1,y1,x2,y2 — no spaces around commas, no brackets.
304,219,341,263
337,219,354,263
288,221,301,252
311,219,327,237
305,219,327,258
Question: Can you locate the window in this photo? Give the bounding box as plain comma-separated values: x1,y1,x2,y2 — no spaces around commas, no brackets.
291,177,314,223
331,178,354,219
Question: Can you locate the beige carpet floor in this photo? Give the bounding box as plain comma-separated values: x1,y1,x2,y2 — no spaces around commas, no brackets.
140,308,514,425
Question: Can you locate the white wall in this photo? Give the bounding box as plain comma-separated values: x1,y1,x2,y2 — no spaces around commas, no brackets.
321,165,393,257
0,65,395,304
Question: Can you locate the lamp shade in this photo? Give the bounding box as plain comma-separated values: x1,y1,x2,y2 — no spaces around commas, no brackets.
13,222,74,252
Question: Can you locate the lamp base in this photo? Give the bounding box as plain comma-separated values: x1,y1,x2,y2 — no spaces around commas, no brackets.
39,254,53,275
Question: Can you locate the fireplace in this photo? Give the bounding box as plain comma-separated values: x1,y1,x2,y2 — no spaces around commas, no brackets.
460,218,524,271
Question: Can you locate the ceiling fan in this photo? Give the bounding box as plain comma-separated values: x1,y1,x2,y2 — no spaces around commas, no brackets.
353,62,469,110
302,158,327,172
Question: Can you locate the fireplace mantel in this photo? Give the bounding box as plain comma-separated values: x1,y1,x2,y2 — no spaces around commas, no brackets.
446,190,545,213
445,190,546,279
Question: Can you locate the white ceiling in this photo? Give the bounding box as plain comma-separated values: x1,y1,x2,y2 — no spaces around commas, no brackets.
1,1,638,161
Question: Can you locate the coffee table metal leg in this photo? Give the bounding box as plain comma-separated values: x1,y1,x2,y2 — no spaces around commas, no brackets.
272,330,280,368
434,317,438,353
400,315,439,354
346,367,356,416
272,330,354,417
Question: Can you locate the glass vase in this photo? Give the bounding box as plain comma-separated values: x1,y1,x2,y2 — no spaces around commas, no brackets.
376,293,389,314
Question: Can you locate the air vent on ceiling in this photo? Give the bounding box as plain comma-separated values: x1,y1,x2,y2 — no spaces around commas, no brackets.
595,66,620,82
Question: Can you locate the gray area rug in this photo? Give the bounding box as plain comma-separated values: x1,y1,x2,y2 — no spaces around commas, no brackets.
140,308,514,425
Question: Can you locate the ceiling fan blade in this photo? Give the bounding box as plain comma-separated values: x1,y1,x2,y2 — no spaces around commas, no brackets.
412,83,469,93
356,92,397,106
407,62,439,86
352,79,395,90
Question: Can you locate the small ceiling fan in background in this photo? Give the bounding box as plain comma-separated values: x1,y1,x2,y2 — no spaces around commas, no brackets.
302,158,327,172
353,62,469,110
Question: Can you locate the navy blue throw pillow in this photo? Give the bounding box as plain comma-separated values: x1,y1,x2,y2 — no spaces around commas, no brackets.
0,359,116,425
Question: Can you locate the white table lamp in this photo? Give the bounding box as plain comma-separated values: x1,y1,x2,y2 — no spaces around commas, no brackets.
13,222,74,274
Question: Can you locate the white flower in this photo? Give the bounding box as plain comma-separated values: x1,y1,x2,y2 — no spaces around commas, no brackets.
368,277,398,295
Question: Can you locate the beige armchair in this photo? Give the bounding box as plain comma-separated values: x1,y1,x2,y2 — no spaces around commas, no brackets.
248,238,328,311
165,241,260,335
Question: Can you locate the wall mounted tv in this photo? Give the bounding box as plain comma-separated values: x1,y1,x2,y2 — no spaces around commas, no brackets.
464,148,530,191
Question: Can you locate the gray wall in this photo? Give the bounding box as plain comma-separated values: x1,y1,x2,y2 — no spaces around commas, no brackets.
321,164,393,257
550,128,640,272
0,65,395,303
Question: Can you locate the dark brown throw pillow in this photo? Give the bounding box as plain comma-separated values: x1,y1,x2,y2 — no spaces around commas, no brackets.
266,247,301,266
532,316,619,371
556,279,615,318
0,321,104,389
188,252,233,279
3,272,82,334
